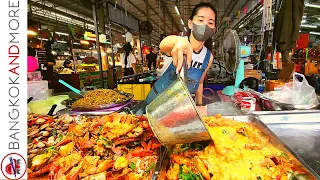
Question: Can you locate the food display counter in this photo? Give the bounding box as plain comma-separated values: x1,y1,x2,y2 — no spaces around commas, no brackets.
27,87,320,179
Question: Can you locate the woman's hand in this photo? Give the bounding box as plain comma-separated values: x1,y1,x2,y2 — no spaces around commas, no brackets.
160,36,193,74
171,37,193,74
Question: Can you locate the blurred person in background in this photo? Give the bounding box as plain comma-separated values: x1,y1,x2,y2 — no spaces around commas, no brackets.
120,42,137,76
146,47,158,70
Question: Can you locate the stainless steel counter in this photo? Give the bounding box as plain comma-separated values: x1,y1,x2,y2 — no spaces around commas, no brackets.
266,122,320,176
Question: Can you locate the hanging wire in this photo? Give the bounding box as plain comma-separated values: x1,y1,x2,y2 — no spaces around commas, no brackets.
124,0,127,16
159,0,160,43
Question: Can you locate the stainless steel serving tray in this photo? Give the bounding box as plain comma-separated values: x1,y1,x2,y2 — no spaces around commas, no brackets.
153,115,320,179
225,115,320,179
61,90,134,111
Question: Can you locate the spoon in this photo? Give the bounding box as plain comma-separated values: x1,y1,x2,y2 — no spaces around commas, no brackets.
47,104,57,116
58,79,83,97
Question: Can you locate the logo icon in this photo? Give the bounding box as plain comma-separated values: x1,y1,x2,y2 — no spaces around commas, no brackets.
1,153,27,180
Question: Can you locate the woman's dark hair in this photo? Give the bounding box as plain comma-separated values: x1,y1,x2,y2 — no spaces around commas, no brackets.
189,2,217,50
123,42,133,68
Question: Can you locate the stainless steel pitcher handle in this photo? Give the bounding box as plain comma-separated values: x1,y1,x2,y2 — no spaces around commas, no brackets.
178,57,187,83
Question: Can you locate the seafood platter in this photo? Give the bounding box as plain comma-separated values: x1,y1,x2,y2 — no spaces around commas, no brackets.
27,112,320,179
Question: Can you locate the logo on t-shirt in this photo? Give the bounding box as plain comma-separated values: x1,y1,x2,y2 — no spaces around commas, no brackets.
191,60,203,69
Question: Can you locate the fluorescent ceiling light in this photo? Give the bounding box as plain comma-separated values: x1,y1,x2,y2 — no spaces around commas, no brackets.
80,40,90,45
184,27,187,32
57,40,67,43
122,35,125,37
175,6,180,15
301,19,307,23
303,15,307,19
301,24,317,28
56,32,69,36
310,31,320,35
305,3,320,8
239,24,244,28
318,17,320,21
27,30,37,35
87,24,95,28
38,38,48,41
51,12,71,20
180,19,184,25
260,7,263,11
73,42,81,45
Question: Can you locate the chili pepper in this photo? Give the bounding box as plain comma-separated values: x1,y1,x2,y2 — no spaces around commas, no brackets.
28,120,37,126
151,141,161,150
45,118,54,124
131,148,153,157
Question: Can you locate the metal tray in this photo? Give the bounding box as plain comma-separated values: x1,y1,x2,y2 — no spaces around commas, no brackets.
61,90,134,111
153,115,320,179
248,89,320,111
226,115,320,179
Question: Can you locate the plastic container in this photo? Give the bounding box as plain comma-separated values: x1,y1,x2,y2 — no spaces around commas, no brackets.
117,83,151,100
28,81,50,101
28,99,55,115
28,95,69,115
48,95,69,105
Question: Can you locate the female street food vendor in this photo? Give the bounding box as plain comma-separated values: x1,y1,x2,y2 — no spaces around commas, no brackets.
145,2,217,107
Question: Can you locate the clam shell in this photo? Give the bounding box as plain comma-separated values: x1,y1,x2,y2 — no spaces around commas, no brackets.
46,127,53,131
39,124,50,130
29,129,39,137
36,118,46,124
37,141,46,148
42,131,50,137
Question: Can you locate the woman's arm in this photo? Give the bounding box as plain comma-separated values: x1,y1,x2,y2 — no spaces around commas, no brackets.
195,54,214,105
131,54,137,74
132,63,137,74
160,35,193,73
159,35,180,55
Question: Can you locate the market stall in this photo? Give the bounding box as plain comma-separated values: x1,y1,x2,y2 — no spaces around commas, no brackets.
26,0,320,179
26,111,320,179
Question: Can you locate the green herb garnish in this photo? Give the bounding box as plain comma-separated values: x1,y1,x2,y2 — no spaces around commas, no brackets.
146,163,155,174
43,146,56,154
179,173,192,180
173,149,179,155
52,128,57,137
97,126,103,135
58,134,63,141
129,162,136,170
257,177,262,180
180,144,191,152
99,137,112,146
27,138,31,143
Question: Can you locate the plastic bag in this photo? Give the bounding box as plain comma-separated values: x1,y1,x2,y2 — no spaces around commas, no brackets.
272,73,319,105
